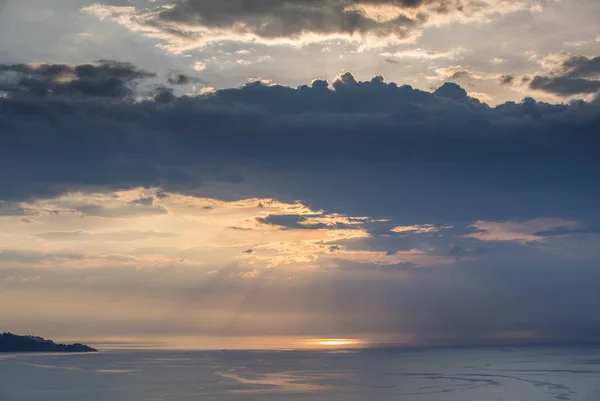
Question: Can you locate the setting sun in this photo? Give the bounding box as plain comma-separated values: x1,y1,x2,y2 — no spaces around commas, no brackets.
307,339,362,348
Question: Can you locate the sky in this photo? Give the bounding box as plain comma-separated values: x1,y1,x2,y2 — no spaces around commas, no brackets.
1,0,600,349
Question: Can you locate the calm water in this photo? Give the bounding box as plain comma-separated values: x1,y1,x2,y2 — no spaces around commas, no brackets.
1,346,600,401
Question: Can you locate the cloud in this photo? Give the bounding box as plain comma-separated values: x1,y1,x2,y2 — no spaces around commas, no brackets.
74,204,168,218
0,250,85,264
0,273,41,283
430,65,492,84
1,61,600,227
390,224,443,234
555,54,600,78
192,61,207,71
4,1,600,349
532,226,600,237
433,81,468,99
152,86,176,104
503,52,600,97
166,72,204,86
1,186,600,346
33,230,179,242
255,213,363,230
257,214,327,230
465,219,583,243
381,48,461,61
83,0,541,52
5,249,600,345
529,76,600,96
499,74,516,85
128,196,155,206
468,91,493,102
0,202,26,216
0,60,155,99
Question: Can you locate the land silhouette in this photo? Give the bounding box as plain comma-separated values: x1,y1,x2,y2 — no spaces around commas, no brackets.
0,332,97,353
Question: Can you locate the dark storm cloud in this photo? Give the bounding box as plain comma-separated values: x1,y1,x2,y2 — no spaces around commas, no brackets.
1,61,600,224
0,60,155,98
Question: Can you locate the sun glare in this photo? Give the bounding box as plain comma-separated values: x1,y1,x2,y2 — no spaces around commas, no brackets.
307,338,361,347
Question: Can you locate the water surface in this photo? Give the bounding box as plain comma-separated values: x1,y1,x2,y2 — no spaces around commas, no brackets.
1,346,600,401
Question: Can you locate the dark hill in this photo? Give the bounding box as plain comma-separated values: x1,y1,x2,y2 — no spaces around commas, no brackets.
0,332,97,353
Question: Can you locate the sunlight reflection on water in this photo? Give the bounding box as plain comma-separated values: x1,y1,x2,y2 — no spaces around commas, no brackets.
1,346,600,401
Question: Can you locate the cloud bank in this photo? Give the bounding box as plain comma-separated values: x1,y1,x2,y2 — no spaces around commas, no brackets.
1,61,599,222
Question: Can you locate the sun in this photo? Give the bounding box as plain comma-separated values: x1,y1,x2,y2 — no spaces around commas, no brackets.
306,338,362,348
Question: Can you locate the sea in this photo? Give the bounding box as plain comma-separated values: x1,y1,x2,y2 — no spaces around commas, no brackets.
1,346,599,401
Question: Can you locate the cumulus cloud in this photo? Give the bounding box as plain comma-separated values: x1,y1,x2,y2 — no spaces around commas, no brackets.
433,81,468,99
